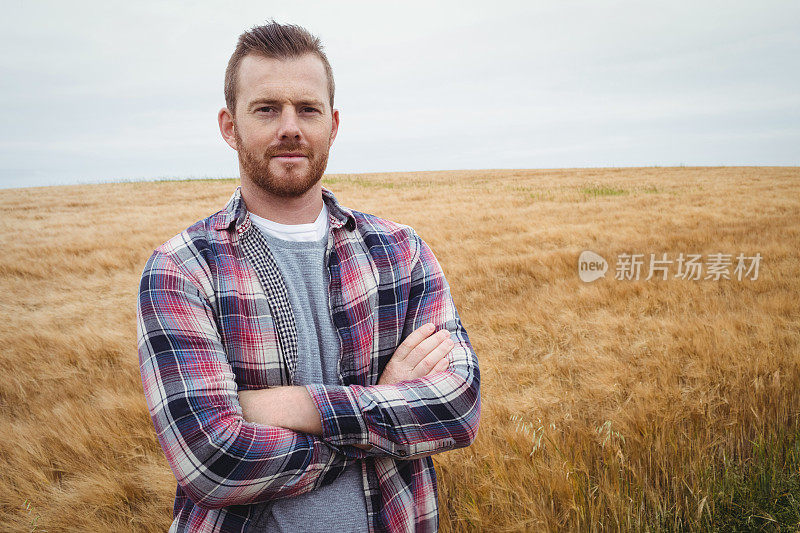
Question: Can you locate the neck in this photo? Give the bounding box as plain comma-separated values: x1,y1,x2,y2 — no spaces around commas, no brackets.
241,180,324,225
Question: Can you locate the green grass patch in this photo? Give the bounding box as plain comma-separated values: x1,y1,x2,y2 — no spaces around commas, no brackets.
704,428,800,532
580,185,629,197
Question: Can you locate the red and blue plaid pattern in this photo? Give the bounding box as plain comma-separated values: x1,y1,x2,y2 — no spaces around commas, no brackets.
136,186,481,532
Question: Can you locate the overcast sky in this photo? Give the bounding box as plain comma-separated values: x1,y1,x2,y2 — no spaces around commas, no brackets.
1,0,798,189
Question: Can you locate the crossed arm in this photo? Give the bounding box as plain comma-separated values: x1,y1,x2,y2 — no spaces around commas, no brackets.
137,233,480,509
237,324,455,441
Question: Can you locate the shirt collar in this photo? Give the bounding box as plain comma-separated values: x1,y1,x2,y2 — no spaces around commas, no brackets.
212,186,356,233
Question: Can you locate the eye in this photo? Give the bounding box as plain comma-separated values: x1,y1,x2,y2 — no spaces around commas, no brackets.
257,106,276,113
302,107,320,113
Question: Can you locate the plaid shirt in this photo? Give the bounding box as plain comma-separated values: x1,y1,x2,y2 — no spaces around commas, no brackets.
136,186,481,532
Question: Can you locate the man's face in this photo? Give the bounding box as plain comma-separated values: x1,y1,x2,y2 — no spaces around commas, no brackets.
229,53,338,198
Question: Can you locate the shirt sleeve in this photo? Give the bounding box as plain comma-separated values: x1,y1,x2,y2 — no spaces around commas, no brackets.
305,231,481,460
137,249,351,509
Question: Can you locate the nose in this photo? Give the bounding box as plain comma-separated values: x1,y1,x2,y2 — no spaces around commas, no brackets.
277,107,302,141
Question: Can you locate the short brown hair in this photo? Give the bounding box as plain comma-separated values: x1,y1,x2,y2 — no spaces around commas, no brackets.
224,20,335,116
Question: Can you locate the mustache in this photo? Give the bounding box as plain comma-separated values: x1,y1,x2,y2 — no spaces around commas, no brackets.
266,143,310,157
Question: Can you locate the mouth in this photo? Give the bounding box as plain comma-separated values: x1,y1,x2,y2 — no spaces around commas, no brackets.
273,152,308,161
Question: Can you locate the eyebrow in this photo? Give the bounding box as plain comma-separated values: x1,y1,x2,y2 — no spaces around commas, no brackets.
248,98,326,110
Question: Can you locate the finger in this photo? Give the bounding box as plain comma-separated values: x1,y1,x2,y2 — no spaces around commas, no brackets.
427,357,450,375
392,323,436,362
404,329,451,368
412,335,454,376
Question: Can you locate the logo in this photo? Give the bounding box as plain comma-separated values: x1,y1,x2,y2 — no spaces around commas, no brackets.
579,250,608,282
577,251,761,282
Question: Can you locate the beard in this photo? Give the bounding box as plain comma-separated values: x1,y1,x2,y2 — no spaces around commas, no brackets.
235,130,329,198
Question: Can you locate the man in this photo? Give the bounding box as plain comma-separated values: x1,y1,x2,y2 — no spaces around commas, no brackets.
137,21,480,533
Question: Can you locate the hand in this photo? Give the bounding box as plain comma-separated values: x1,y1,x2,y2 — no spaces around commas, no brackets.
377,323,454,386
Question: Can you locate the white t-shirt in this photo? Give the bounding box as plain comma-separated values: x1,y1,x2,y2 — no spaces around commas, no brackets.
248,203,329,242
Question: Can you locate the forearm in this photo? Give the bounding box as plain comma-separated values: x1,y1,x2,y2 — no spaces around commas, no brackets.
240,386,381,452
238,386,323,436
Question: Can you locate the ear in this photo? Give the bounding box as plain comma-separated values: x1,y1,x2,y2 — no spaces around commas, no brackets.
218,107,238,150
328,108,340,147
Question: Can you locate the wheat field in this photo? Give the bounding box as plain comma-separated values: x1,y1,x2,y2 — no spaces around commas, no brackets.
0,167,798,532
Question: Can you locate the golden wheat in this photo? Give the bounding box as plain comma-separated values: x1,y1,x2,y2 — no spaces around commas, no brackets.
0,167,798,532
